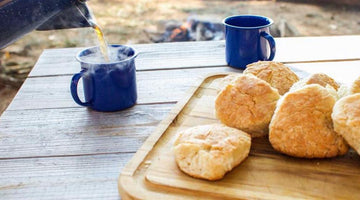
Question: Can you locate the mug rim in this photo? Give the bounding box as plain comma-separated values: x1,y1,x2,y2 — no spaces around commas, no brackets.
76,44,139,65
222,14,274,29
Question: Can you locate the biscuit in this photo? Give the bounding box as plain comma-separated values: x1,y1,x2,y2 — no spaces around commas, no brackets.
350,76,360,94
215,74,280,137
269,85,348,158
291,73,339,92
332,94,360,155
306,73,339,91
244,61,299,95
215,74,240,93
173,124,251,181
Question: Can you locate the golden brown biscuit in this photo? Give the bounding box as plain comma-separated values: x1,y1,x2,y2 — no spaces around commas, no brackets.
332,94,360,155
291,73,339,92
173,124,251,181
269,85,348,158
215,73,240,93
350,76,360,94
244,61,299,95
215,74,280,137
306,73,339,91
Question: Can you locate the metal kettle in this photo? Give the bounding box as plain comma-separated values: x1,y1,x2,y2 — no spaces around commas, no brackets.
0,0,92,49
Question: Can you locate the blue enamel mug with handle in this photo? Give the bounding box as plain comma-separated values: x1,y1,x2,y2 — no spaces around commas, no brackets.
223,15,276,69
70,45,138,112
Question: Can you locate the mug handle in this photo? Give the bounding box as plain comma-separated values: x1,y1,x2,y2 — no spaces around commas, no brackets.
260,32,276,61
70,71,91,107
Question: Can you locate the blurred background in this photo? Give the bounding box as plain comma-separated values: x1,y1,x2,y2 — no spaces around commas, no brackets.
0,0,360,114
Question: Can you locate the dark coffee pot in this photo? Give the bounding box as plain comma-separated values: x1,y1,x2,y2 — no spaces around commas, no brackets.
0,0,93,49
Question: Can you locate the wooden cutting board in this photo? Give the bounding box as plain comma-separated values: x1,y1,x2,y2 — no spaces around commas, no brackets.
118,73,360,200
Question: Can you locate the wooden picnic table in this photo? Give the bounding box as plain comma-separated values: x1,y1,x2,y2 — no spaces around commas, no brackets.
0,35,360,199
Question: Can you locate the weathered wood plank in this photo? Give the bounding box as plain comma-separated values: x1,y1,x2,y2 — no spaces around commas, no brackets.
1,36,359,200
0,104,172,159
8,61,360,111
30,41,226,77
0,153,131,200
29,36,360,77
2,61,359,159
7,67,240,111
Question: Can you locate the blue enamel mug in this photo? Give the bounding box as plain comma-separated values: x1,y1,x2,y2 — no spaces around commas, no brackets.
71,45,138,112
223,15,276,69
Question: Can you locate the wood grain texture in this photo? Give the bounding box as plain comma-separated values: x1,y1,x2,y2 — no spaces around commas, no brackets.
8,61,360,111
0,153,132,200
0,104,172,159
7,67,239,111
29,41,226,77
29,36,360,77
1,37,360,200
119,74,360,199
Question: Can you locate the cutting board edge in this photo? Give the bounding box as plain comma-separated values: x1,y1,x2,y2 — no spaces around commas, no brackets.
118,73,231,199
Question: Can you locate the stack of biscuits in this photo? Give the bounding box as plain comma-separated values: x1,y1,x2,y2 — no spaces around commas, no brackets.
173,61,360,181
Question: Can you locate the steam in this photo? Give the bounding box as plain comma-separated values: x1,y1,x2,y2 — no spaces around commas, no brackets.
79,45,137,86
80,45,134,64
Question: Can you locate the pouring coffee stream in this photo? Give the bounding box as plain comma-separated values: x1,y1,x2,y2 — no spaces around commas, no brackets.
92,24,110,62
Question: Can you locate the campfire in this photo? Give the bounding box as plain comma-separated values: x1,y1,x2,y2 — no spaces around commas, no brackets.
147,18,225,43
146,17,299,43
168,21,192,42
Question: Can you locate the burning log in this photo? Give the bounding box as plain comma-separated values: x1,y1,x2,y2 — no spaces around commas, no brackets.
169,21,192,42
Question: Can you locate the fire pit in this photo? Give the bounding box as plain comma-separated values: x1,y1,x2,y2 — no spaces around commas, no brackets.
147,18,224,43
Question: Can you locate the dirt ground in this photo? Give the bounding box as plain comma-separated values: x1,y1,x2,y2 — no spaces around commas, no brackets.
1,0,360,115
